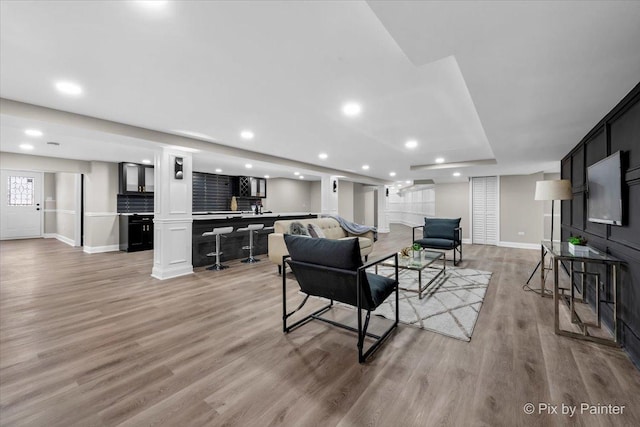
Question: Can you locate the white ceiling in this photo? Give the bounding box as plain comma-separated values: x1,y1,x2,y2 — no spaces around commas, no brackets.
1,1,639,184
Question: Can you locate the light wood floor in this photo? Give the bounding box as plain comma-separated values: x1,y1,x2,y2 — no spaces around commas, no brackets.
1,224,639,426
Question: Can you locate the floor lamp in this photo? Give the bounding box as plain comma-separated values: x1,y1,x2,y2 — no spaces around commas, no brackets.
525,179,573,292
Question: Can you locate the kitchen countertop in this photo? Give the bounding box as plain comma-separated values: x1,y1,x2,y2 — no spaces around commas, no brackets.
192,212,318,220
119,212,318,219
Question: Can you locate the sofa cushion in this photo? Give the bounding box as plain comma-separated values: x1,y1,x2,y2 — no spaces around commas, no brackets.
424,218,461,240
284,234,362,270
339,236,372,250
414,237,456,250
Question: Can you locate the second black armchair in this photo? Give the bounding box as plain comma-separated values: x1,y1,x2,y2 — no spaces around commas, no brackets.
413,217,462,265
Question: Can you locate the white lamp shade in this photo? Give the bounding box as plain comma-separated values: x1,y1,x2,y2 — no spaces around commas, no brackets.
534,179,573,201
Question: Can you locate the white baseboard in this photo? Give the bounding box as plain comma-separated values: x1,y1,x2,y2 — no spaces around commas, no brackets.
462,238,472,244
83,244,120,254
43,233,56,239
55,234,76,247
498,241,540,250
151,265,193,280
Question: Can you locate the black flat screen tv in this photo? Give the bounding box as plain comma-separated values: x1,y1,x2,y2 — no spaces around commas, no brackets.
587,151,623,226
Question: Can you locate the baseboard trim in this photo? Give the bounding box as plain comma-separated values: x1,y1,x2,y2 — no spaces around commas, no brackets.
43,233,56,239
55,234,76,247
151,265,193,280
83,244,120,254
498,241,540,250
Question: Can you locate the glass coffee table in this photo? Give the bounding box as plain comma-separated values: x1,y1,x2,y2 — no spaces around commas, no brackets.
376,250,446,299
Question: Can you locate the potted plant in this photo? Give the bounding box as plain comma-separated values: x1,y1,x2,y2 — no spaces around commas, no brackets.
568,235,589,255
412,243,422,260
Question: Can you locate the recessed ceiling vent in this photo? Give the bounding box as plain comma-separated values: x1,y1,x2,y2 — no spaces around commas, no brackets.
46,141,60,146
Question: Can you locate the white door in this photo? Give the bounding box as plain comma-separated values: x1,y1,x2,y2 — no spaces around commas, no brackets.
472,176,498,245
0,170,43,239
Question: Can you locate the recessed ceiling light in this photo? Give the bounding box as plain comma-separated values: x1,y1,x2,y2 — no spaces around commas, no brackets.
406,180,411,184
435,157,445,164
299,176,304,179
362,165,370,170
55,81,83,96
389,172,396,177
141,159,151,164
25,129,43,137
215,168,222,173
240,130,254,140
135,0,168,9
264,175,270,179
19,143,34,150
294,171,300,175
405,140,418,149
453,172,461,177
318,153,328,160
342,102,362,117
245,163,253,169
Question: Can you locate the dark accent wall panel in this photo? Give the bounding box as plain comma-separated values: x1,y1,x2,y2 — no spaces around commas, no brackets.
572,146,585,189
585,129,607,237
561,82,640,368
571,193,584,230
611,99,640,169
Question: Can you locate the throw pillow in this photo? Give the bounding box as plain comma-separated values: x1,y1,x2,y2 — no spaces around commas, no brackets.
307,224,318,238
289,221,310,236
307,223,326,238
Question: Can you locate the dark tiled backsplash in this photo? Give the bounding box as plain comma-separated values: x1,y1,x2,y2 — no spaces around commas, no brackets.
192,172,260,212
117,194,154,213
117,172,260,213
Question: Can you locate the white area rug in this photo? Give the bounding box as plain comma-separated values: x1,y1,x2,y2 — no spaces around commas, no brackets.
371,266,492,341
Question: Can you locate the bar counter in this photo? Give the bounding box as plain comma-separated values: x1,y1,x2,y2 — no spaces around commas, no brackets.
192,212,317,267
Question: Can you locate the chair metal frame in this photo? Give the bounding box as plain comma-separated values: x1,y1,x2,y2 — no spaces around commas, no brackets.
413,225,463,266
282,253,399,363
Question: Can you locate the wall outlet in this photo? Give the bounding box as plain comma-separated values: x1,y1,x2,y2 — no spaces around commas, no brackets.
518,231,525,236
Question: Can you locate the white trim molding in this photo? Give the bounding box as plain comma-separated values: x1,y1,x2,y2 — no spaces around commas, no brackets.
84,212,118,217
83,244,120,254
55,234,76,247
498,241,540,250
43,233,56,238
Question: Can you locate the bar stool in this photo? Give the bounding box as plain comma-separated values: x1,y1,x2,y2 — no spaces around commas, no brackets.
202,226,234,270
237,224,264,263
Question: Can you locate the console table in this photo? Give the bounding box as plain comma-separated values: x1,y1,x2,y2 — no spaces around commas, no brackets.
541,240,623,346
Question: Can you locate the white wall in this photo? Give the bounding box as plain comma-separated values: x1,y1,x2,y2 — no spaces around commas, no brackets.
387,187,436,226
55,172,79,246
84,161,119,252
435,182,471,240
353,183,375,226
309,181,321,213
263,178,313,212
43,172,56,235
338,180,354,221
499,173,544,245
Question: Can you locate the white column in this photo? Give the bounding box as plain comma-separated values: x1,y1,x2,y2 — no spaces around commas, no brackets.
377,185,390,233
151,147,193,280
320,175,339,216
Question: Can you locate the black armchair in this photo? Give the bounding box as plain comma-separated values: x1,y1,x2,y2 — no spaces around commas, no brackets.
282,235,398,363
413,217,462,266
